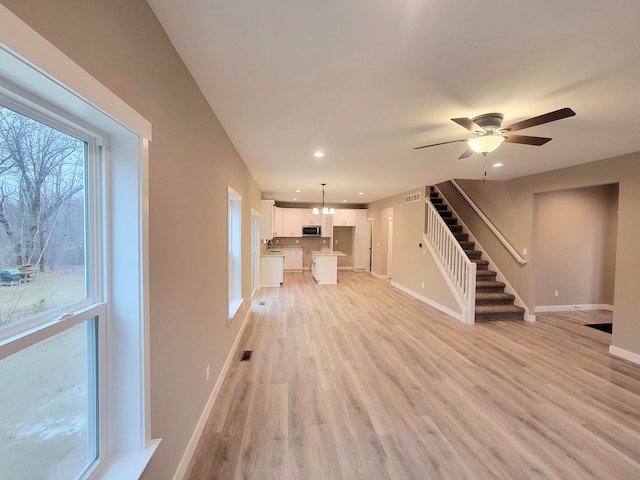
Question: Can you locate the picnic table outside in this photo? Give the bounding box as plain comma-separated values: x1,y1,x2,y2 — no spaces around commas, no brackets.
18,264,36,282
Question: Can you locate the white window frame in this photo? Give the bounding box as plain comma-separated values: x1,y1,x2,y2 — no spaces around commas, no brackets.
0,5,158,479
228,186,243,321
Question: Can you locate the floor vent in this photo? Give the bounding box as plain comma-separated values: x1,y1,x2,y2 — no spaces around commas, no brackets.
241,350,253,362
405,192,421,204
259,301,265,306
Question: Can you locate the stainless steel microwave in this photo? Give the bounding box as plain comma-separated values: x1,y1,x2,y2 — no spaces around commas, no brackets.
302,225,321,236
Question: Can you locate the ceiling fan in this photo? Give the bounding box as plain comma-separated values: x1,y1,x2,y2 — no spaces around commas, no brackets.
414,107,576,159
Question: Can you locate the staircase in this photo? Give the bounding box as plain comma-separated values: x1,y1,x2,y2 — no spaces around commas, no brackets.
429,187,524,322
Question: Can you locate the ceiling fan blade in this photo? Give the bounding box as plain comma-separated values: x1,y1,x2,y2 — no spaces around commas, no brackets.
458,147,474,159
414,138,467,150
503,134,552,146
500,107,575,133
451,117,485,134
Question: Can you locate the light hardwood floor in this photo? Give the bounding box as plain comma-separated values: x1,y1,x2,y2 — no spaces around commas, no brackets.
185,271,640,479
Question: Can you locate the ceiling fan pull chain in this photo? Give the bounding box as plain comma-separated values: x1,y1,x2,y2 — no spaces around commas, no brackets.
483,153,488,182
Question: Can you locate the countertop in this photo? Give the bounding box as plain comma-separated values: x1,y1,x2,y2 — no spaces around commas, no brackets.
264,246,303,255
311,250,347,256
261,252,285,257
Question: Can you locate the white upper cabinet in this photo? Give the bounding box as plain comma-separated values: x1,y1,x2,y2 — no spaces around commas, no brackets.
260,199,275,239
281,208,302,237
333,209,356,226
273,206,284,237
271,207,355,237
301,209,321,225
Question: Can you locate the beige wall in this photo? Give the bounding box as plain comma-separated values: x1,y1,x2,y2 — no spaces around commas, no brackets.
0,1,262,478
5,1,640,477
333,226,354,267
534,184,617,307
455,151,640,355
368,187,460,315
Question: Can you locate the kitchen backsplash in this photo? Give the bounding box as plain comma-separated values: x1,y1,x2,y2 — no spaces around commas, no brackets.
268,236,330,252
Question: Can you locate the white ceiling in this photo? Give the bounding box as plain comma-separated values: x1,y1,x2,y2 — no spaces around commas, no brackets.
147,0,640,205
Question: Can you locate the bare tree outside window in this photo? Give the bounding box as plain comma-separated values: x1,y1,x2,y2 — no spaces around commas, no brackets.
0,105,86,326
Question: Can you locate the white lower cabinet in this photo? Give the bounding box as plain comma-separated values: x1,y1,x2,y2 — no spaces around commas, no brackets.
260,255,284,287
311,253,338,284
283,248,303,271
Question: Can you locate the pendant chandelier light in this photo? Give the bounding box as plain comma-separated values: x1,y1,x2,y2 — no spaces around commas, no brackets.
312,183,335,215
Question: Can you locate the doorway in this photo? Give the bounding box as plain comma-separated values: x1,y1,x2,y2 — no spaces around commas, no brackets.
251,209,260,297
387,217,394,279
532,184,618,314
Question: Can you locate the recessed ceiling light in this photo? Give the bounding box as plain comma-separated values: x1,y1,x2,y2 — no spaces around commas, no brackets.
313,151,325,158
492,162,503,167
358,192,364,195
295,189,301,193
293,198,298,201
343,199,348,203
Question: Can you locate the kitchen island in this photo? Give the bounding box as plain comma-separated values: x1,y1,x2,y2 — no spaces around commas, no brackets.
260,252,284,287
311,250,346,284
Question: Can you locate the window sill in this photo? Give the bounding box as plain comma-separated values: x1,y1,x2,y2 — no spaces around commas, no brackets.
228,298,244,322
90,438,161,479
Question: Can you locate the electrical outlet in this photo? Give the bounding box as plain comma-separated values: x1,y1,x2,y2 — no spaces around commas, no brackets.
422,249,425,255
554,290,559,297
275,239,279,244
421,282,425,288
206,365,210,382
523,248,528,256
296,239,299,244
335,239,338,244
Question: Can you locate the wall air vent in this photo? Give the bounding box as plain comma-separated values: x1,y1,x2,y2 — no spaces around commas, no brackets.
405,192,421,204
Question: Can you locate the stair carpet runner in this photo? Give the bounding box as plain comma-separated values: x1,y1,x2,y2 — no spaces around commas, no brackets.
430,188,524,322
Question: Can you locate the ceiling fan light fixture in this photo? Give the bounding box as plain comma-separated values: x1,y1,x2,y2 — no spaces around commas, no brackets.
468,135,505,154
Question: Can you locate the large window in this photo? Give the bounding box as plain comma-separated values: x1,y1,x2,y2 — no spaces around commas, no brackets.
228,186,243,320
0,102,102,479
0,5,157,478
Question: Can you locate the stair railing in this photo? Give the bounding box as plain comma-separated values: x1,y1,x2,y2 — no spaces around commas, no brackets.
424,194,476,325
450,180,527,265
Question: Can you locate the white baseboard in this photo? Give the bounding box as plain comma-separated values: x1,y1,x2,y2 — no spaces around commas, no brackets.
609,345,640,366
391,281,464,323
370,271,388,280
534,304,614,313
172,307,252,480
